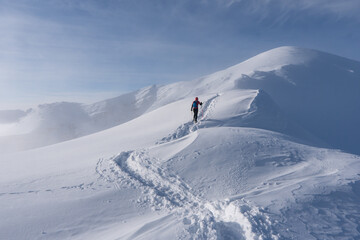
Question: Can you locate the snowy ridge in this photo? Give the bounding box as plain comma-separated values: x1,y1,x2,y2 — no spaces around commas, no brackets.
157,93,220,144
94,86,360,239
158,89,315,147
93,91,283,239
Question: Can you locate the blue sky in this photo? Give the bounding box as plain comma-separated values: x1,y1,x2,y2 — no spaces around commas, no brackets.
1,0,359,109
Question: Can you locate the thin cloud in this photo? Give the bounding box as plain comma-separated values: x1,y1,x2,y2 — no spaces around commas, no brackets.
223,0,360,21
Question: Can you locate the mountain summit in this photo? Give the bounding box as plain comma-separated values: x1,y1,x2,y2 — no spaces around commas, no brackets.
232,46,360,154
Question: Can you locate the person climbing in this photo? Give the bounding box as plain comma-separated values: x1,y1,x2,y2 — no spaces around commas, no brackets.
191,97,203,123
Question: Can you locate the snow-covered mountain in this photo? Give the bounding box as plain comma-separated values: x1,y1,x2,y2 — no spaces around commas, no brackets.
0,86,159,153
0,46,360,239
1,46,359,154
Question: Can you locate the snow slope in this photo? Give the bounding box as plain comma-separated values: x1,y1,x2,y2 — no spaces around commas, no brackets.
1,46,360,239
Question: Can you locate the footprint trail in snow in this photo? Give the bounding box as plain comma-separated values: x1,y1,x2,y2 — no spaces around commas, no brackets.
157,94,219,144
107,150,277,239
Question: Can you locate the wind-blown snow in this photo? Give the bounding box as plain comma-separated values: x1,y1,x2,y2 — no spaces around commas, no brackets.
1,46,360,239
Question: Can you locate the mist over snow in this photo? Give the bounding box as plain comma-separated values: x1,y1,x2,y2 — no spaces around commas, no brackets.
1,46,360,240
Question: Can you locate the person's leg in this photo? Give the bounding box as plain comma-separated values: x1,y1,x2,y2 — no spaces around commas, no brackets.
194,108,198,122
